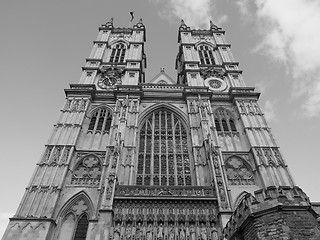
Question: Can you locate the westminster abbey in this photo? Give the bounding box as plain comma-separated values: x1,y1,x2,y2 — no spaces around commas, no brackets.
2,18,320,240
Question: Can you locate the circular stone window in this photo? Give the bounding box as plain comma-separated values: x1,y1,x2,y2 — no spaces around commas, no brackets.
204,77,227,91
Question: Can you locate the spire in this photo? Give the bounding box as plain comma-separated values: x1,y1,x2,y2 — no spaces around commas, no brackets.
104,17,114,28
133,18,145,29
210,20,218,30
179,19,189,30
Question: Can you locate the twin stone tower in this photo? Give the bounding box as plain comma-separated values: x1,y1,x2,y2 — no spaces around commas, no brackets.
2,18,320,240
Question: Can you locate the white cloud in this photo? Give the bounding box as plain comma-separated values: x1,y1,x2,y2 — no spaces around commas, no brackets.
149,0,227,29
236,0,320,117
262,99,277,122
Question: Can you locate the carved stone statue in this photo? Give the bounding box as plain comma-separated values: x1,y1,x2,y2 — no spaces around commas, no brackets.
113,223,121,240
146,224,153,240
179,224,185,240
210,223,219,240
135,222,142,240
168,224,175,240
200,223,207,240
157,223,164,240
126,223,132,240
189,224,196,240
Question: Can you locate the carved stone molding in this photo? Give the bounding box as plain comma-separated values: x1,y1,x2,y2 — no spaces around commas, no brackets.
114,185,216,199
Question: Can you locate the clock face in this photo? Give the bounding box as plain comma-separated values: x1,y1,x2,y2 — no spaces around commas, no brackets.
204,77,227,92
97,76,117,89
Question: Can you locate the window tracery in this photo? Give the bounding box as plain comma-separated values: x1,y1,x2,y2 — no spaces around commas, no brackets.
214,108,238,133
225,156,254,185
71,155,102,185
88,107,112,134
57,197,91,240
110,43,126,63
198,45,215,65
137,108,192,186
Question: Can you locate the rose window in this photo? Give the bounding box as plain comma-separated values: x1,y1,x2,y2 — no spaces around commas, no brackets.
71,155,102,185
225,157,254,185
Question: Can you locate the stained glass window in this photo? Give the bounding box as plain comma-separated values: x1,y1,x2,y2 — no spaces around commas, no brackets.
73,214,89,240
88,108,112,134
137,108,192,186
110,43,126,63
198,45,215,65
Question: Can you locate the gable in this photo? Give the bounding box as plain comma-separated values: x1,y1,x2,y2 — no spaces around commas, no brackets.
149,69,176,84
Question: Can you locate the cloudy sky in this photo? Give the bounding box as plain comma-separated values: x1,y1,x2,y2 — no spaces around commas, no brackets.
1,0,320,236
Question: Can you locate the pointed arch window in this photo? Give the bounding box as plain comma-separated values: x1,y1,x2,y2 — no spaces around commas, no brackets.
88,108,112,134
74,214,89,240
198,45,215,65
137,108,192,186
214,108,238,133
110,43,126,63
57,198,91,240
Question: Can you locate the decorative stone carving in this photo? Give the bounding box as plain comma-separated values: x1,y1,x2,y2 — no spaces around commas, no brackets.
146,223,153,240
133,18,145,29
200,67,225,80
113,223,121,240
72,200,88,215
210,20,218,30
42,147,52,163
98,66,124,89
200,223,207,240
179,19,190,30
225,156,255,185
71,154,102,185
104,17,113,28
115,185,216,198
157,223,164,240
50,147,61,164
60,147,70,163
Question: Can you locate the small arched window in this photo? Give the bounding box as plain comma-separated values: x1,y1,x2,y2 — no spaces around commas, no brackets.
198,45,215,65
214,119,221,131
214,108,238,133
229,119,237,131
137,108,192,186
88,108,112,134
222,119,229,131
110,43,126,63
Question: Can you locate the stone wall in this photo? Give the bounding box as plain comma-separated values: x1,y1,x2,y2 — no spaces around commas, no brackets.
223,186,320,240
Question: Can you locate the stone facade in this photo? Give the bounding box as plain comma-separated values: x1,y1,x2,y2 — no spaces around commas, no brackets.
2,18,319,240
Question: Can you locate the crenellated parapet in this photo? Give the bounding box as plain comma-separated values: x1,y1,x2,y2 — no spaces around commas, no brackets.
223,186,319,240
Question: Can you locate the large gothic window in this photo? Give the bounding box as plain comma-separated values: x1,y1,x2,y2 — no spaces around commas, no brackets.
110,43,126,63
71,155,102,185
136,108,192,186
214,108,238,133
88,108,112,134
198,45,215,65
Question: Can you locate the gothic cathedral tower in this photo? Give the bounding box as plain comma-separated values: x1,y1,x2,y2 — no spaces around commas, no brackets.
2,18,319,240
